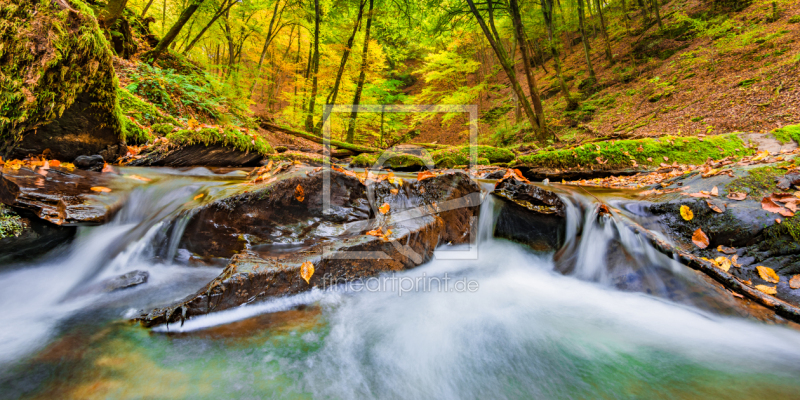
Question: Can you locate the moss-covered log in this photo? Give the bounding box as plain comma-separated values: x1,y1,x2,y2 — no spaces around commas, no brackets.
0,0,126,161
260,122,380,154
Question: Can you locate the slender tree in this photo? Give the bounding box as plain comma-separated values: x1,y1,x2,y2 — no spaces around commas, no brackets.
576,0,596,80
314,0,368,134
346,0,375,143
594,0,614,63
304,0,321,132
249,0,289,97
182,0,238,54
465,0,542,135
509,0,545,137
148,0,208,62
542,0,578,109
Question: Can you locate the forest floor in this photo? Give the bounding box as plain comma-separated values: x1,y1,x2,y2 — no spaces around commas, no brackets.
410,0,800,151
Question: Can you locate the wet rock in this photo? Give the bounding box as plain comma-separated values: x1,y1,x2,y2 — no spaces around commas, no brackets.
493,176,566,217
0,209,76,264
102,270,149,292
775,172,800,191
128,144,264,167
0,0,126,161
74,155,106,171
137,168,482,327
0,166,122,225
517,167,646,182
491,176,567,252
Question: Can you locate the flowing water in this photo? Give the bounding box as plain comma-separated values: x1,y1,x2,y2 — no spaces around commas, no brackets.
1,170,800,399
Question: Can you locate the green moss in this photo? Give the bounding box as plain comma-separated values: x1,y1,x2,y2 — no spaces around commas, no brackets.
771,125,800,145
0,205,25,239
725,166,784,198
0,0,124,143
351,152,426,169
430,146,515,167
514,134,753,170
122,119,154,145
167,128,273,156
117,87,180,128
151,123,176,136
268,151,328,165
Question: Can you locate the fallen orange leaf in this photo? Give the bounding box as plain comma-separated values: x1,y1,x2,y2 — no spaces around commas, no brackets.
390,188,399,196
91,186,112,193
756,266,780,283
790,275,800,289
727,192,746,201
300,261,314,284
755,285,777,295
417,171,435,181
193,193,204,201
692,228,710,249
295,184,305,202
379,203,390,214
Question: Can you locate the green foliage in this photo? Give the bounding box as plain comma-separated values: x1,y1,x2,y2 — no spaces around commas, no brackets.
118,87,180,127
0,205,25,239
771,124,800,144
125,62,251,125
0,0,124,142
514,134,753,169
167,128,273,156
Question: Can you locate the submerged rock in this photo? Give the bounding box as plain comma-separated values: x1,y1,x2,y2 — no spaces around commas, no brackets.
0,0,126,161
136,167,482,327
0,166,122,225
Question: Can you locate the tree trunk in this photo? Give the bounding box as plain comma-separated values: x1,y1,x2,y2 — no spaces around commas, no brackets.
542,0,578,110
148,0,207,63
261,123,380,154
509,0,545,137
652,0,664,31
345,0,374,143
141,0,156,17
466,0,541,135
304,0,321,132
577,0,596,80
98,0,129,28
314,0,367,135
182,0,236,54
594,0,614,63
248,0,286,98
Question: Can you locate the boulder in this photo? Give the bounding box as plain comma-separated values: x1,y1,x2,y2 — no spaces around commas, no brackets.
0,165,122,225
136,167,482,327
0,0,126,161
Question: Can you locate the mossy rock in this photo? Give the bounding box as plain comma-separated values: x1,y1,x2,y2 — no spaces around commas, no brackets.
514,134,754,170
772,125,800,145
166,128,273,156
351,152,427,169
431,146,515,167
0,0,127,161
268,151,329,166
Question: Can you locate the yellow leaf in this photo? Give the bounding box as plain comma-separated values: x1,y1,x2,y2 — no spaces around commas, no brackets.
731,254,741,268
714,256,731,272
193,193,204,201
680,205,693,221
379,203,390,214
90,186,112,193
755,285,777,295
390,177,403,186
300,261,315,284
756,266,780,283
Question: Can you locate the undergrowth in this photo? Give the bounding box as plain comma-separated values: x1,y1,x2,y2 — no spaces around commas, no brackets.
0,206,25,239
167,128,273,156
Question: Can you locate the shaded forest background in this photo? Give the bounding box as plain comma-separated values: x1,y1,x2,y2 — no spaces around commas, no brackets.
98,0,800,151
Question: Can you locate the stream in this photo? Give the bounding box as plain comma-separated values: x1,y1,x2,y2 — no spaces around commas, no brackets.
2,167,800,399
